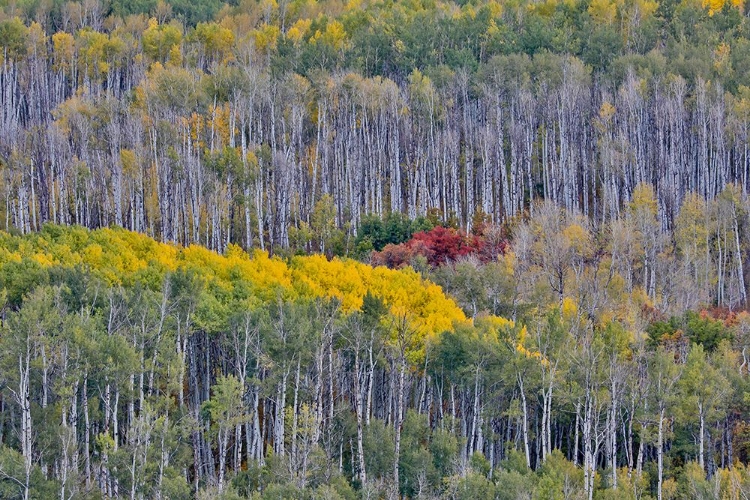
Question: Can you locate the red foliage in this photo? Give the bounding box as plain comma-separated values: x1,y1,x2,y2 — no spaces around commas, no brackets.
370,224,509,269
703,306,738,326
410,226,472,266
370,243,416,268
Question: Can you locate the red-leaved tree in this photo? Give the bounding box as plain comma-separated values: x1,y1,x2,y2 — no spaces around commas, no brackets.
371,224,508,268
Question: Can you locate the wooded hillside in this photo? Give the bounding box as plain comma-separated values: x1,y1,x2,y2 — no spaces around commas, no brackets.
0,224,747,499
2,0,750,250
0,225,468,498
5,0,750,498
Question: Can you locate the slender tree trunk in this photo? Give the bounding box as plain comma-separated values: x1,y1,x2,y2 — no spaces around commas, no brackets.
354,348,367,485
699,402,705,471
518,374,531,469
393,355,405,495
657,407,665,500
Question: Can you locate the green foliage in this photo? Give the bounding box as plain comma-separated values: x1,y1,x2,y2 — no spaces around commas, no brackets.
261,482,304,499
142,21,183,63
449,471,497,500
0,18,27,61
684,311,733,351
677,461,714,498
493,468,534,500
0,213,749,499
535,450,584,499
355,212,433,255
398,410,438,496
171,0,223,26
429,427,460,478
648,311,732,351
0,258,47,308
0,446,57,499
501,448,533,475
363,419,396,479
202,374,245,426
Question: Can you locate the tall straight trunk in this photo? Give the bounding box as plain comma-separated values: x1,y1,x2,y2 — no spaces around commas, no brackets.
312,345,324,445
610,376,618,489
518,374,531,469
699,402,705,470
627,397,635,475
354,348,367,485
733,206,747,304
15,337,32,500
290,358,301,472
541,376,554,462
469,367,482,457
393,355,405,494
450,383,457,434
218,426,229,491
274,371,289,455
573,401,581,466
83,373,92,489
657,408,665,500
583,385,598,500
328,336,335,436
366,341,375,426
251,386,262,462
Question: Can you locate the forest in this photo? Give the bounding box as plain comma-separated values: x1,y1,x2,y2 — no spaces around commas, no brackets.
0,196,748,499
3,0,750,497
2,0,750,249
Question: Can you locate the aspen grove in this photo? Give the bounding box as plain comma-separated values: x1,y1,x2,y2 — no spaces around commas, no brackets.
4,0,750,498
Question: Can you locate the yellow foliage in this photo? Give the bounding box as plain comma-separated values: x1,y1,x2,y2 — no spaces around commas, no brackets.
485,1,503,18
513,324,546,363
562,223,591,254
259,0,279,14
630,286,653,311
500,251,516,275
120,149,139,178
458,5,476,20
702,0,727,15
634,0,658,19
675,192,708,260
314,20,347,50
27,22,47,54
482,315,515,331
292,255,370,310
475,315,515,346
76,29,122,78
210,103,233,146
252,23,280,52
52,32,76,72
630,183,658,217
533,0,558,17
561,297,578,320
599,101,616,121
193,22,235,62
143,20,183,64
32,252,55,267
486,19,501,38
0,225,471,367
661,478,678,500
287,18,312,43
0,248,22,264
588,0,619,25
168,44,182,66
714,42,731,72
366,264,467,342
82,243,104,267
